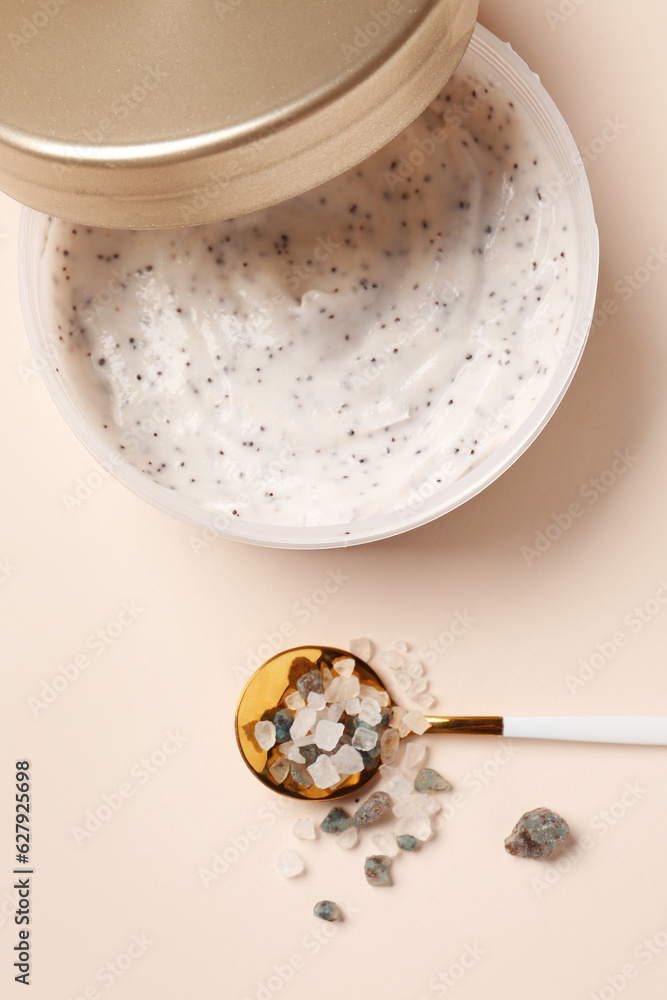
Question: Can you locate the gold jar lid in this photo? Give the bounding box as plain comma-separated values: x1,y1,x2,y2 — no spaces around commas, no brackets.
0,0,477,228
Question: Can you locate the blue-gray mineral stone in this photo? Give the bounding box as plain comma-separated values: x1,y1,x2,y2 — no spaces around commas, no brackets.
320,806,352,834
504,807,570,860
364,855,392,886
354,791,392,827
273,708,293,743
396,834,419,851
313,900,343,922
296,669,323,699
290,762,314,788
414,767,452,793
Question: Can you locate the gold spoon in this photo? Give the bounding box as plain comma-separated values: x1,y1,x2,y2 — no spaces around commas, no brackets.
235,644,667,801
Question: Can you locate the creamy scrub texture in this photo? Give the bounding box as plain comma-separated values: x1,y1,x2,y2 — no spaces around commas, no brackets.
41,46,577,527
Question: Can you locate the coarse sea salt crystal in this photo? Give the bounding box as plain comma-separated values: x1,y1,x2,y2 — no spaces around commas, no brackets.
287,745,305,763
293,735,316,747
290,706,317,740
394,640,409,653
393,793,429,818
349,637,373,661
321,666,334,688
292,818,316,841
408,678,428,697
314,720,344,752
351,727,378,751
285,691,305,711
394,670,411,691
379,649,404,670
307,755,340,789
333,657,355,677
358,697,382,726
275,849,305,878
403,710,429,735
406,661,423,678
403,742,426,769
379,764,400,782
358,684,390,707
330,744,364,774
384,772,413,800
307,691,327,711
380,728,400,764
254,721,276,751
325,702,345,723
398,813,432,842
370,832,399,857
414,692,436,710
269,758,289,783
344,697,360,716
335,827,359,849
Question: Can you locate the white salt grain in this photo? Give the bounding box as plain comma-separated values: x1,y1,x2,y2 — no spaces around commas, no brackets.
290,706,317,740
398,814,432,842
335,827,359,849
394,670,412,691
406,661,424,679
358,697,382,726
403,710,429,735
380,727,400,764
285,691,305,711
275,849,305,877
384,772,414,800
352,727,378,751
330,744,364,774
379,649,404,670
269,758,290,783
254,721,276,751
403,742,426,769
307,755,340,789
349,637,373,661
325,702,345,723
307,691,327,711
333,657,355,677
314,720,344,752
292,818,316,841
371,832,399,857
344,697,360,716
408,678,428,697
287,745,305,763
414,692,436,710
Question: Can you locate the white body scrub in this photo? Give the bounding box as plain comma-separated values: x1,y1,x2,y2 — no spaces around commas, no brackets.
41,45,577,527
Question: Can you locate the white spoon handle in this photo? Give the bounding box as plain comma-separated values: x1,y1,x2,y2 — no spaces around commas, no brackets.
503,716,667,745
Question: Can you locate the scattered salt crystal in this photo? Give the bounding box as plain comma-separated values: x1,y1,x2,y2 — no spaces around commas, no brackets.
371,832,399,857
254,721,276,751
406,661,424,679
278,740,293,756
340,675,360,700
394,670,411,691
349,637,373,661
414,692,436,710
403,742,426,769
285,691,305,711
390,705,404,727
379,764,399,781
268,758,289,783
333,657,355,677
314,720,344,752
344,697,360,716
380,727,400,764
307,754,340,789
397,720,411,738
287,745,305,763
351,727,378,751
292,818,316,841
403,710,429,735
394,640,409,652
307,691,327,711
378,649,404,670
358,697,382,726
384,772,413,800
408,678,428,697
293,735,316,747
290,706,317,740
335,827,359,849
275,849,305,877
398,813,432,842
393,793,430,818
330,744,364,774
424,797,442,816
358,683,389,707
414,767,451,793
325,702,345,723
321,666,333,688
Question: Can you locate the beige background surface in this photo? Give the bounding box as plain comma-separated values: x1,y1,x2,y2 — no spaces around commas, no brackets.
2,1,667,998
